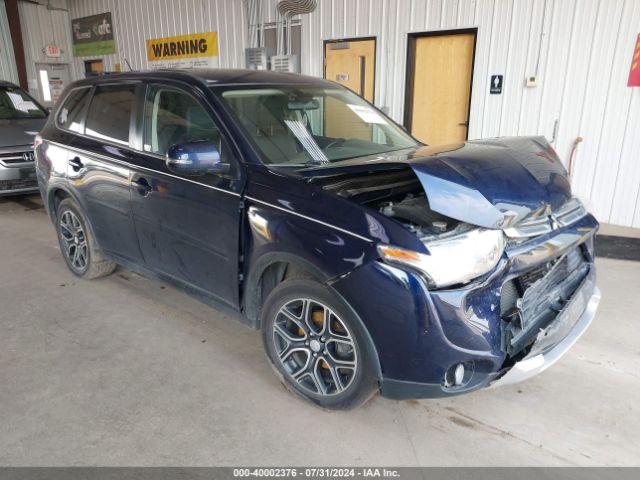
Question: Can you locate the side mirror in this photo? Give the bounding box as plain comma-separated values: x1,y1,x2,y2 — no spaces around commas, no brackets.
166,141,230,176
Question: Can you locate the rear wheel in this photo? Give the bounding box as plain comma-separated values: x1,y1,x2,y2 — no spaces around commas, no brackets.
56,198,116,279
261,278,378,410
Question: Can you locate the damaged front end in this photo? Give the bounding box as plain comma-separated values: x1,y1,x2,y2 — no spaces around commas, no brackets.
313,165,506,289
304,136,600,394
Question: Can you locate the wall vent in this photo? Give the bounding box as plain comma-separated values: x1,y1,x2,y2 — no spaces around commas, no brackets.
245,48,272,70
270,54,300,73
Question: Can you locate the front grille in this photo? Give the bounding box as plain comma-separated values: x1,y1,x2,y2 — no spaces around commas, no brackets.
504,198,588,240
518,263,551,291
0,150,34,167
0,178,38,191
500,247,590,356
517,248,584,292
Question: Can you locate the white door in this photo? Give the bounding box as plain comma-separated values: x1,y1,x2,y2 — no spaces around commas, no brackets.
35,63,70,107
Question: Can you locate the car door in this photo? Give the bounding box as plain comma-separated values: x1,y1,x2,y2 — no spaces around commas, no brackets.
128,82,243,308
65,83,144,263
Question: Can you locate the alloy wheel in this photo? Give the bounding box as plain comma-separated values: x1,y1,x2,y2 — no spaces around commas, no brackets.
272,298,358,396
59,210,88,272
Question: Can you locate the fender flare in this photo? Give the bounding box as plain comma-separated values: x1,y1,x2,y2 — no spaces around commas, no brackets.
243,251,383,382
45,184,100,246
243,251,329,323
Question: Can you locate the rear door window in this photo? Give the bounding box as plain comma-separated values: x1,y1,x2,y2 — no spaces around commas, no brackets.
85,85,135,145
57,87,91,133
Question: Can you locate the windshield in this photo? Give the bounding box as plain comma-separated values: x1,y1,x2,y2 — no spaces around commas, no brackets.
213,85,418,165
0,87,47,120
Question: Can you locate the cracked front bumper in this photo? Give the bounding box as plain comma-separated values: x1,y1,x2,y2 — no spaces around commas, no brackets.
332,213,600,399
490,272,600,388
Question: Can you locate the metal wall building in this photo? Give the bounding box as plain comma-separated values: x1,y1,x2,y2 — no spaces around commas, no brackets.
1,0,639,228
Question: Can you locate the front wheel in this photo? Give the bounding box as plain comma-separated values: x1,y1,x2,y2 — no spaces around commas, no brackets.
261,278,379,410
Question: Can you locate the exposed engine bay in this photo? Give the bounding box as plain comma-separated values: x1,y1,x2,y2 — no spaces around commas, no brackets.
314,168,467,239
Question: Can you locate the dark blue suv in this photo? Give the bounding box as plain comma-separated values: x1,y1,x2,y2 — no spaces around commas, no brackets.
35,70,600,409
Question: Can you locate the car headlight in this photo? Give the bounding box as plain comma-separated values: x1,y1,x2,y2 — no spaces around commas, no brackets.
378,228,505,288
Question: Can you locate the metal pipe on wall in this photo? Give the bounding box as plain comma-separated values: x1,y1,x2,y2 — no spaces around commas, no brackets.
276,0,316,55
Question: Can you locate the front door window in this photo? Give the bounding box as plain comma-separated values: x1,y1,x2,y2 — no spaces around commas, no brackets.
142,85,222,157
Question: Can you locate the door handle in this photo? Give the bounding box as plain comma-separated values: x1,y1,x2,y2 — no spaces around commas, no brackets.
458,121,469,127
69,156,84,171
132,176,152,196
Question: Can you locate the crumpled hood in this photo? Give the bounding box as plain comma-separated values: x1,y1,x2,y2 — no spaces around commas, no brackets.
0,118,47,148
301,136,571,229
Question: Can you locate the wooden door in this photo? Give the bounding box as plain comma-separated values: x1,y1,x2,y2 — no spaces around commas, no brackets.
406,31,475,145
324,38,375,101
324,38,376,139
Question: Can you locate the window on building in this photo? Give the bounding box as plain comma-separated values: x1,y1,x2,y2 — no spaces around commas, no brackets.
85,85,135,145
84,59,104,77
262,23,301,59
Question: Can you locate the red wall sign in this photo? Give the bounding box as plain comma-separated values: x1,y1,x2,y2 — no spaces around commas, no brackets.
629,34,640,87
43,44,61,58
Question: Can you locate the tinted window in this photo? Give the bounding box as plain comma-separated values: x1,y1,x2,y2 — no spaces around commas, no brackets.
85,85,135,144
0,86,47,120
143,85,220,156
57,87,91,133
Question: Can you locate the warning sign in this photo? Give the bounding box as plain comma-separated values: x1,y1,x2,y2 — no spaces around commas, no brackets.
628,34,640,87
146,32,218,69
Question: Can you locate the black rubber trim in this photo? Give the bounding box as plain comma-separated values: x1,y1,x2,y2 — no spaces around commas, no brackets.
595,235,640,262
380,376,493,400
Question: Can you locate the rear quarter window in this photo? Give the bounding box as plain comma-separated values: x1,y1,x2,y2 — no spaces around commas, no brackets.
85,85,135,145
57,87,91,133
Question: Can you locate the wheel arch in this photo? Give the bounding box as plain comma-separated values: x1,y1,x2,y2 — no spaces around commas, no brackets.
46,185,99,244
243,252,383,382
243,251,329,326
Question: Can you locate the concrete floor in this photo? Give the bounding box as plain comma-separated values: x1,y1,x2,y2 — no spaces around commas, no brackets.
1,194,639,467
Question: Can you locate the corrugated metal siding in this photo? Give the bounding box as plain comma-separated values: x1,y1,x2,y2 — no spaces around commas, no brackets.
67,0,247,74
10,0,639,227
0,0,19,83
294,0,640,228
17,0,77,96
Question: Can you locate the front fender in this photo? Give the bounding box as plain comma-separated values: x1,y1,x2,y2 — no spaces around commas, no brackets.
242,201,379,320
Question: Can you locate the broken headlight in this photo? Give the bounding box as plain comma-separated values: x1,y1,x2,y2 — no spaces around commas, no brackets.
378,228,505,288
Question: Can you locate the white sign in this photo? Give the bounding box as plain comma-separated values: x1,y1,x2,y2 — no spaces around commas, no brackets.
7,92,39,112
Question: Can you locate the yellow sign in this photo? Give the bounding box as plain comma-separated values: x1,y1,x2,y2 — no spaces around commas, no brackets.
146,32,218,62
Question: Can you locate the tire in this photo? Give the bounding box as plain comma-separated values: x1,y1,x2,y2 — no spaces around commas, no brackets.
56,198,116,279
261,278,379,410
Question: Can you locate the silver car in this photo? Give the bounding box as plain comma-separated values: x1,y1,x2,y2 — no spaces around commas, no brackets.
0,81,48,196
